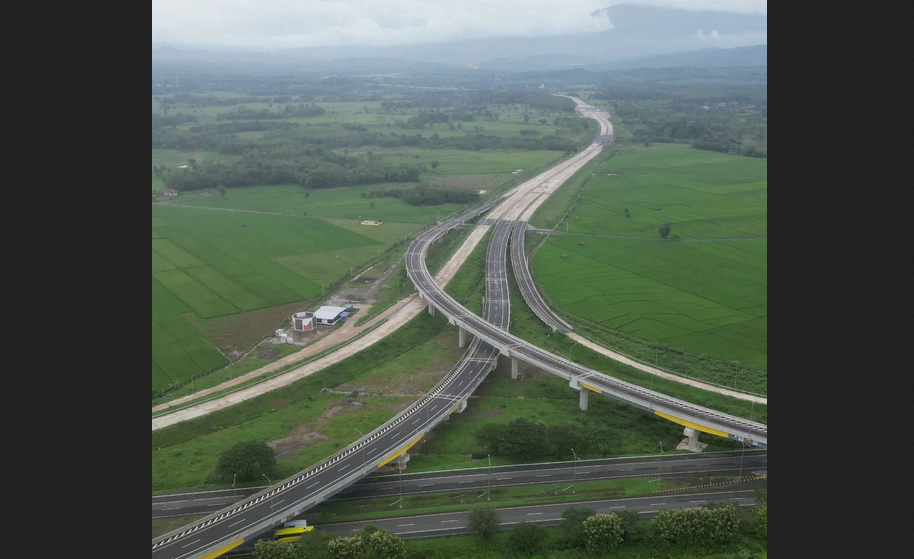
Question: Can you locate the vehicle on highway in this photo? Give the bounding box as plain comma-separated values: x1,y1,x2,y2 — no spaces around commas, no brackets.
273,520,313,543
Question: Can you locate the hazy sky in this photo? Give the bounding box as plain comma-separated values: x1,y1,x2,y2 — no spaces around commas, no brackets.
152,0,767,50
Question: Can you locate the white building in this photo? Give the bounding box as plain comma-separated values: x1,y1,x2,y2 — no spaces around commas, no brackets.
313,305,350,325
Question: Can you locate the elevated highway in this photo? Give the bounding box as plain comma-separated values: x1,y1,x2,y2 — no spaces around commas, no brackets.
406,101,766,451
151,96,763,559
152,189,522,558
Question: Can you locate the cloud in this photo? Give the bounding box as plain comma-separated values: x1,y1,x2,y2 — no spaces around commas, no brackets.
152,0,766,50
696,29,721,40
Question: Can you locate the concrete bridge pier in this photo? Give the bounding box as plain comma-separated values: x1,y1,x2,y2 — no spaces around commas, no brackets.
676,427,708,453
458,326,467,348
393,453,411,471
511,357,519,380
579,388,589,411
428,301,435,316
455,399,468,413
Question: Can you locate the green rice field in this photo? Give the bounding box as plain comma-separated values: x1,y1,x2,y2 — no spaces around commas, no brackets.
531,145,767,370
151,204,422,392
535,144,767,239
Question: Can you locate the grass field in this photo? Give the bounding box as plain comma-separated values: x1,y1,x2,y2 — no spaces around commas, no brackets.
152,204,420,393
153,99,583,141
534,237,767,370
533,144,767,239
529,143,767,374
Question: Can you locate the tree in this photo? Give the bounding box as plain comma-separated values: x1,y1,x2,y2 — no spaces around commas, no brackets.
560,507,596,548
623,208,630,217
468,506,500,539
503,418,547,457
218,185,226,197
430,160,440,171
215,441,276,482
658,223,671,239
253,540,302,559
507,522,548,556
475,423,508,456
583,513,624,554
297,530,335,559
369,201,375,209
754,505,767,539
587,425,618,457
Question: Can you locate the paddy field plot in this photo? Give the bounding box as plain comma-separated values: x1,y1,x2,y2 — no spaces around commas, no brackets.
533,235,767,370
535,144,767,239
151,204,422,392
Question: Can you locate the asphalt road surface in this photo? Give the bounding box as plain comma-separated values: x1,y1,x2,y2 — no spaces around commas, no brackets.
153,451,766,519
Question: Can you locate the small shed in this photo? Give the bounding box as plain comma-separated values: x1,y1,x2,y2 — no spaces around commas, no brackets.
164,188,179,196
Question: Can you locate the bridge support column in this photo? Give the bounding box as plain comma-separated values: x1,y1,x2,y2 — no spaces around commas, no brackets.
456,399,468,413
579,388,589,411
458,326,467,348
393,453,411,471
511,357,519,380
676,427,708,453
427,301,435,316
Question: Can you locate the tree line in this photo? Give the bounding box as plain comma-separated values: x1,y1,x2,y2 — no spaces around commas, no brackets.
154,149,420,191
474,417,619,458
248,497,766,559
216,103,326,120
364,184,480,206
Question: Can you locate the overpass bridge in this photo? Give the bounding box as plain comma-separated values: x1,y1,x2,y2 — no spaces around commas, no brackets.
151,197,515,559
150,96,763,559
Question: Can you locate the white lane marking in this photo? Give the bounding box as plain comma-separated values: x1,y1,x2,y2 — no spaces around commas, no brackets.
527,512,543,516
307,482,320,489
419,484,435,487
339,464,351,472
497,477,512,481
441,519,459,523
228,519,246,528
273,500,285,506
690,500,706,503
609,506,625,509
458,481,472,484
368,448,379,455
162,507,179,511
182,539,201,548
649,503,666,506
536,475,551,478
398,523,415,527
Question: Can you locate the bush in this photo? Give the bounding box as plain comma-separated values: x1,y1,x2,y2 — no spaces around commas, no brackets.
468,506,500,539
560,507,596,548
583,513,624,554
507,522,548,556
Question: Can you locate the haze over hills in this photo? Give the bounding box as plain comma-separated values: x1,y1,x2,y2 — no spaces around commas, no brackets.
153,4,766,72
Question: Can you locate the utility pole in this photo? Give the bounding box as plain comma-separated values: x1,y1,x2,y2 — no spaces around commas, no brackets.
657,442,663,479
398,465,403,508
487,454,491,501
571,448,579,494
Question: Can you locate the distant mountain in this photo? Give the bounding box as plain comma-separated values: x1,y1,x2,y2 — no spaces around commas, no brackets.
153,4,766,72
587,45,767,71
